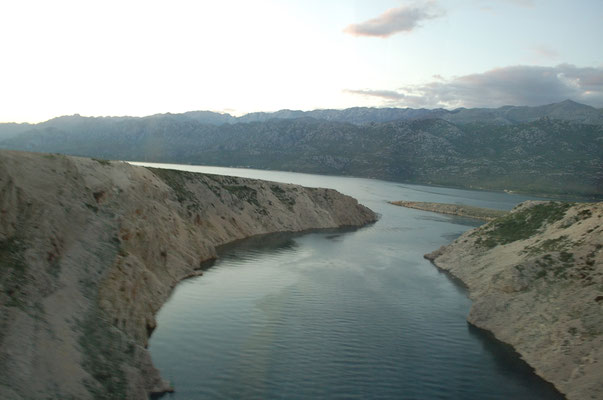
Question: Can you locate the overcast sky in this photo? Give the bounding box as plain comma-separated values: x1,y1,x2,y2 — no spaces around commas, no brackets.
1,0,602,122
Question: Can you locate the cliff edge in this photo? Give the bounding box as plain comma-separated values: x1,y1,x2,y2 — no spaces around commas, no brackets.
425,201,602,400
0,150,376,399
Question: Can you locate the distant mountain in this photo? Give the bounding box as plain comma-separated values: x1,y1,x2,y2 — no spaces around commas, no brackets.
234,100,603,125
236,107,442,125
0,122,33,140
1,104,601,197
180,110,236,125
1,100,601,131
445,100,603,125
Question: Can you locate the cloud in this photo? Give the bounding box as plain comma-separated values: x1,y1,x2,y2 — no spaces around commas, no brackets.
343,89,406,100
530,45,559,60
343,2,443,38
344,64,603,108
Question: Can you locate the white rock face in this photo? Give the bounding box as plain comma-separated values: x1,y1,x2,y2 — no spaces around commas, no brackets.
426,200,603,400
0,150,376,399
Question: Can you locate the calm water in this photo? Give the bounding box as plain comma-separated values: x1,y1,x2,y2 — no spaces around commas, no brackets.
140,163,563,400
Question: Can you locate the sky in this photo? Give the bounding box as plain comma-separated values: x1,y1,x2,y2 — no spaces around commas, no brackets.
1,0,602,122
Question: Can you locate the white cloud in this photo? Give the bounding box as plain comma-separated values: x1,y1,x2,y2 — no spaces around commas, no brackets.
345,64,603,108
343,2,443,38
343,89,406,100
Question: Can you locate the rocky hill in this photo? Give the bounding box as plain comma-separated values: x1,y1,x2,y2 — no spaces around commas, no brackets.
0,106,601,198
0,150,376,399
425,201,603,400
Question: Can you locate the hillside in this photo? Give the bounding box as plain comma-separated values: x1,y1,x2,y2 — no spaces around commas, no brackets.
0,101,601,197
0,150,376,399
425,201,603,400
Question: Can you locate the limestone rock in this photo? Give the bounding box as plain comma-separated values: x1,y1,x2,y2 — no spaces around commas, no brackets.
426,200,603,400
0,150,376,399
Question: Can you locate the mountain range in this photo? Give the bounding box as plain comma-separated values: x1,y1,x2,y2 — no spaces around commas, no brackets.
1,100,601,197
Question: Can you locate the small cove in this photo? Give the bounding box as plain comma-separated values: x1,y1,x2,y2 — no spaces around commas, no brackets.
143,164,564,399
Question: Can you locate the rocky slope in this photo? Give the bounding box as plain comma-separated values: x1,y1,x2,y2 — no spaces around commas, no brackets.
0,150,376,399
425,201,603,400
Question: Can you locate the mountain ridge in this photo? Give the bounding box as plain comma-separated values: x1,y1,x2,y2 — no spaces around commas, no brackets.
2,99,602,128
0,100,601,198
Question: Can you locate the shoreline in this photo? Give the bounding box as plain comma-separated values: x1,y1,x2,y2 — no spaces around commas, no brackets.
0,150,378,399
425,256,567,399
390,200,508,221
424,200,603,400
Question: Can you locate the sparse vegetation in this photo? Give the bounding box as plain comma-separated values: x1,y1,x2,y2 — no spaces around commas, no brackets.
524,235,571,255
92,158,111,166
224,185,260,207
476,202,573,248
270,184,296,209
429,200,602,400
148,167,203,212
0,237,28,309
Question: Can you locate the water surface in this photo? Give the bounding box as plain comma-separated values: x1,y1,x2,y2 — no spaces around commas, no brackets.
143,164,563,400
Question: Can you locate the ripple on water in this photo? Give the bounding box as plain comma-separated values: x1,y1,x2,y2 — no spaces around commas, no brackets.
149,171,564,400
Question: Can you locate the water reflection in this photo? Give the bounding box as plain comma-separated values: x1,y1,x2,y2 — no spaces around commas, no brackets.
466,324,565,400
148,164,565,400
215,227,366,263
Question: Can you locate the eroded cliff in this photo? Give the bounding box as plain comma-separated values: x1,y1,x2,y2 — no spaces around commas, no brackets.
425,201,602,400
0,150,376,399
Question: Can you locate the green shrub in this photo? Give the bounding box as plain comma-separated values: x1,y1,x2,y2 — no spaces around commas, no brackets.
478,202,572,247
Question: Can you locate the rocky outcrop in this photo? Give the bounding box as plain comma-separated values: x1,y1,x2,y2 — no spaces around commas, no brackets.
425,201,603,400
0,150,376,399
390,200,508,221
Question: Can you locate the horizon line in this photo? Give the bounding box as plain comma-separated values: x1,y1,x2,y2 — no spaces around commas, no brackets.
0,98,593,125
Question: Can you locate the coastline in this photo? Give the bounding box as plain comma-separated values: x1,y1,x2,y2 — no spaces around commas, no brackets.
424,201,603,400
0,150,377,399
390,200,508,221
425,254,567,399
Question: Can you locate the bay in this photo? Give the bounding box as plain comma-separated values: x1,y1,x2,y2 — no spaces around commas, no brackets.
138,163,563,400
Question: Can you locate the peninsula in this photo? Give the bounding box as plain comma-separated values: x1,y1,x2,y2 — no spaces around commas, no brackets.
0,150,377,399
389,200,508,221
425,201,603,400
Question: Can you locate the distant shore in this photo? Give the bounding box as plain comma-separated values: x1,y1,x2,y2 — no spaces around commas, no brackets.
389,201,508,221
